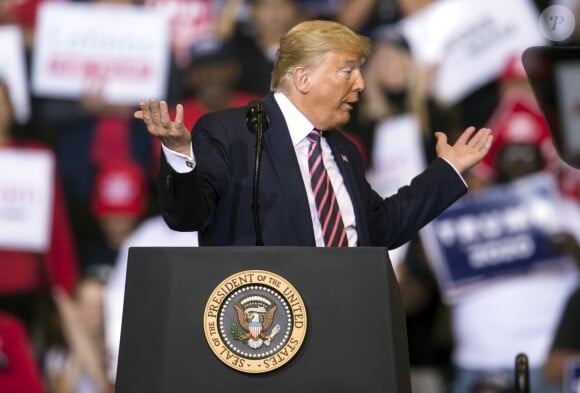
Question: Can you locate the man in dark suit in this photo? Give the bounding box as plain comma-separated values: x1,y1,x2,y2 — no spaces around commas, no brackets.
135,20,492,247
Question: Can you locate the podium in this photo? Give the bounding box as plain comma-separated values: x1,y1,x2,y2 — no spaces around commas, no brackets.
115,247,412,393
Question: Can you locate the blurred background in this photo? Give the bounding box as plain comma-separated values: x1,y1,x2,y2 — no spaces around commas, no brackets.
2,0,580,392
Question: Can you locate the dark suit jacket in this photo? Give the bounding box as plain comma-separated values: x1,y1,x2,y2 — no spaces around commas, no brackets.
158,94,467,246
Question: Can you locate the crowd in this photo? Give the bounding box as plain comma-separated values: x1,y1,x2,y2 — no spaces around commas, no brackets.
1,0,580,392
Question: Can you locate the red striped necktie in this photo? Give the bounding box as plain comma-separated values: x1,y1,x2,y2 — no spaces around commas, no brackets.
307,129,348,247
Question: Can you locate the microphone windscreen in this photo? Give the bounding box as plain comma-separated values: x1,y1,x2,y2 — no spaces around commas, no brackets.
246,100,269,134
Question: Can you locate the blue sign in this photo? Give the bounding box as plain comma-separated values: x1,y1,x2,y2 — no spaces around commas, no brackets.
421,172,569,298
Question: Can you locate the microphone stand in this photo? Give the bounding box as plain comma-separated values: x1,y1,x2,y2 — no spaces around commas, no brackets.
252,114,265,246
246,101,269,246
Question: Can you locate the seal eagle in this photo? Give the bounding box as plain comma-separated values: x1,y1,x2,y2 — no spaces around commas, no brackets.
234,302,278,348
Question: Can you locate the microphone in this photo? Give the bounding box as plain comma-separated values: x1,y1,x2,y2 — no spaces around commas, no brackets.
515,353,530,393
245,100,269,246
246,100,269,134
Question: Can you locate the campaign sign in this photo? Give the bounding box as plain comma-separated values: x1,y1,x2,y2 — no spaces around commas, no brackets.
145,0,216,68
0,25,30,124
0,149,54,252
421,172,567,300
564,357,580,393
367,114,426,198
401,0,544,104
31,2,170,104
366,114,426,268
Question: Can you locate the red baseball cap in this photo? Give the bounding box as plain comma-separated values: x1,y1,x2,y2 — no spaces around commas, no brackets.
92,161,147,219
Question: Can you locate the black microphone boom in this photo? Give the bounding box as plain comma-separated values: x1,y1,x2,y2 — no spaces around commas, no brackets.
245,100,269,246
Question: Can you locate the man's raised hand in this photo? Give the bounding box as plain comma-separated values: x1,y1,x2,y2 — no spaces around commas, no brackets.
434,126,493,174
134,98,191,156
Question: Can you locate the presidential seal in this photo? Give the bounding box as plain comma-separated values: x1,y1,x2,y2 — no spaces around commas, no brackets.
203,270,307,373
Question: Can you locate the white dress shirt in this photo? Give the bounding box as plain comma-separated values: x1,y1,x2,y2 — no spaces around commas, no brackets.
162,91,358,246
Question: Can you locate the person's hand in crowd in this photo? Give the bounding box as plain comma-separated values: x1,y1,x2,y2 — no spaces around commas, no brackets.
215,0,245,40
359,49,390,121
79,81,107,113
52,286,111,393
80,85,132,116
435,126,493,174
335,0,377,32
134,98,191,156
549,232,580,261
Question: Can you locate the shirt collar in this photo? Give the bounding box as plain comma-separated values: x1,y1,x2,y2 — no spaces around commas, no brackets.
273,91,314,146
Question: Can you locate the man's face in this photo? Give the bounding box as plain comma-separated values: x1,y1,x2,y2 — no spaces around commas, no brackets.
495,143,544,182
303,50,365,130
252,0,298,39
373,43,411,92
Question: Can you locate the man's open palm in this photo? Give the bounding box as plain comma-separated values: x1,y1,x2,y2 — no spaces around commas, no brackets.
435,127,493,174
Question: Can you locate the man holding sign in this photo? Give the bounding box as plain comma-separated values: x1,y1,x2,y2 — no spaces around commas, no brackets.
422,81,580,393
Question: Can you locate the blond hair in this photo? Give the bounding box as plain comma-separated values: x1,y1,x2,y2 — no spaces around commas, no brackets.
270,20,373,91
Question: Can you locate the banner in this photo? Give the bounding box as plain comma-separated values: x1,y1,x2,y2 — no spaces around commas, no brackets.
421,172,569,301
31,2,170,104
0,25,30,124
400,0,545,104
0,149,54,252
366,114,426,268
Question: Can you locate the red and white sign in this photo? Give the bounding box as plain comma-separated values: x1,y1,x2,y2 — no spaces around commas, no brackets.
0,149,54,252
145,0,216,68
31,2,170,104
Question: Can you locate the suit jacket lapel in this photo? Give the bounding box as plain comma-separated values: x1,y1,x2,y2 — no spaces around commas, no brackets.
262,95,316,246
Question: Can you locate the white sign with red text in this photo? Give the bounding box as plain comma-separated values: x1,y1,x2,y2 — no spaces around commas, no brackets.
145,0,216,68
0,149,54,252
0,25,30,124
31,2,170,104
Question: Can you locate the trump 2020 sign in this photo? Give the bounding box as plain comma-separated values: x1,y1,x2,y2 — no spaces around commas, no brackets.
421,172,572,301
